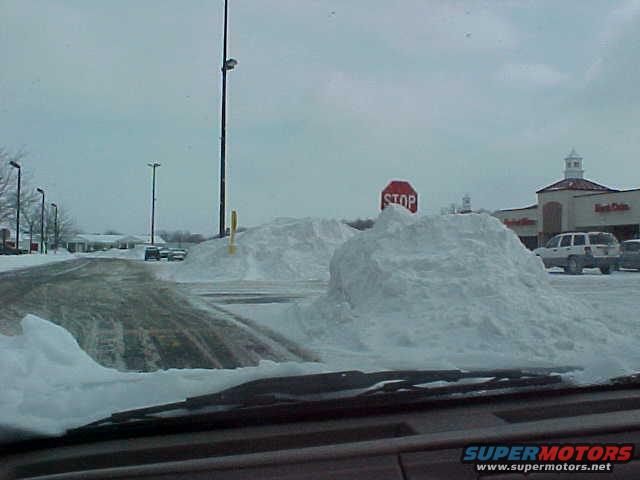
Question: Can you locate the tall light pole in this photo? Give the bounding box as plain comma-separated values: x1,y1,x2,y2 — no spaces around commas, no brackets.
147,163,161,245
51,203,58,253
218,0,238,238
9,161,21,253
36,188,45,254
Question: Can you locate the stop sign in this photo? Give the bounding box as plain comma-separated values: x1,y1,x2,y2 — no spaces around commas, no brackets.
381,180,418,213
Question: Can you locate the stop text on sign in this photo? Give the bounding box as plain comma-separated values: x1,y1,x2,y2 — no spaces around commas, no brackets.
595,202,630,213
381,181,418,213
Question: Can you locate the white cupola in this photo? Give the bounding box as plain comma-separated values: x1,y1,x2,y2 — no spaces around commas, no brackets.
564,148,584,179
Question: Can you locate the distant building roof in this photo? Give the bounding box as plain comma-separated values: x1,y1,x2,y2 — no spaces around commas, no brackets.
74,234,124,243
495,204,538,213
70,234,166,244
536,178,615,194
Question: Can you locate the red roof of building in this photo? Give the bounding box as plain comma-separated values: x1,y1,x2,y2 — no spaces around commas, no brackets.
536,178,616,194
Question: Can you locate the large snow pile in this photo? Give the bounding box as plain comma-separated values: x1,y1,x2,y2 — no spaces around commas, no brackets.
0,315,327,440
165,218,356,282
289,206,639,374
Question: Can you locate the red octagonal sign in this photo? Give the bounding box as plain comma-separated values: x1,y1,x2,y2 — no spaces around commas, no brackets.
381,180,418,213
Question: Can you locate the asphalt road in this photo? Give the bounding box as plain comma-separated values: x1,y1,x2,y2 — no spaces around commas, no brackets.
0,258,316,371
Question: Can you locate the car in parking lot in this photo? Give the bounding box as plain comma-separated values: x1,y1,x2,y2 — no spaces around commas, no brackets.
168,248,187,261
0,246,19,255
144,246,161,261
618,239,640,271
533,231,620,274
159,247,170,259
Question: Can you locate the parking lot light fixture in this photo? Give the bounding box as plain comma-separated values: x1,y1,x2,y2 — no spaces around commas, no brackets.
9,161,21,252
51,203,58,253
36,188,45,254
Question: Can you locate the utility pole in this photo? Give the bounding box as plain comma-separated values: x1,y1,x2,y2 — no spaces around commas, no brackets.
218,0,238,238
148,163,161,245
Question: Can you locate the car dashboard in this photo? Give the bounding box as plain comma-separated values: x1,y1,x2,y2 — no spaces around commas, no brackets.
2,386,640,479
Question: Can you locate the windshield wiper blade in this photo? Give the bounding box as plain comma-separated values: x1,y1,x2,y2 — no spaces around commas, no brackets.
610,372,640,385
78,367,573,429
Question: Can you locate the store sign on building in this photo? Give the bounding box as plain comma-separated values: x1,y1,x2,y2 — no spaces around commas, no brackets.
504,218,536,226
594,203,630,213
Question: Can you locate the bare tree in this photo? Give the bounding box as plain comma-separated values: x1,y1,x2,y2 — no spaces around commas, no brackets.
44,204,77,250
158,230,206,245
22,203,42,252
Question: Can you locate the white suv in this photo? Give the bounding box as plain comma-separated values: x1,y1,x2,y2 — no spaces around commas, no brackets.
534,232,620,275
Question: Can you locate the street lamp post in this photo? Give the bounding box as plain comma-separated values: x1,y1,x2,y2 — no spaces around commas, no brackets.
9,161,21,253
218,0,238,238
36,188,45,254
51,203,58,253
147,163,161,245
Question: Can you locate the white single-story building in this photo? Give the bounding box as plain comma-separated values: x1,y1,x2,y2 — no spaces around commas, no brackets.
494,149,640,249
65,234,166,253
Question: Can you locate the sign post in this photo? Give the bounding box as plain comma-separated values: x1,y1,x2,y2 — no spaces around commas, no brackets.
381,181,418,213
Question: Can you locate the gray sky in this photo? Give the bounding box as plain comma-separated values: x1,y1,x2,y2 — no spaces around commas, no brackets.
2,0,640,235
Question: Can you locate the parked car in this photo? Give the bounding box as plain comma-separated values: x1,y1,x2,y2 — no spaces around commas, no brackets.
144,246,161,261
0,246,19,255
618,239,640,271
534,231,620,275
159,248,170,259
167,248,187,261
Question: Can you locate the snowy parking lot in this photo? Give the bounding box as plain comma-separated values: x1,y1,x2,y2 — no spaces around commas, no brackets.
4,211,640,438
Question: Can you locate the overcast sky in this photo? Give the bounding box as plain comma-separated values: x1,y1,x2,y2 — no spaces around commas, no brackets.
2,0,640,235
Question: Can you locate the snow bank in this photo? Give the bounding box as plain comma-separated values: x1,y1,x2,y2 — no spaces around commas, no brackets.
0,250,76,274
163,218,356,282
289,206,640,377
0,315,327,440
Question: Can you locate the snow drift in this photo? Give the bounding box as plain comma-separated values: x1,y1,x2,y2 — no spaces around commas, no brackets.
165,217,356,282
290,206,638,374
0,315,327,440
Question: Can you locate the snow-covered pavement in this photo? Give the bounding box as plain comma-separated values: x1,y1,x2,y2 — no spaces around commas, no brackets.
0,258,316,371
0,251,76,273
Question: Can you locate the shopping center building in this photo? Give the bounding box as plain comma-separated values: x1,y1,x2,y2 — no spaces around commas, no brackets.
494,149,640,249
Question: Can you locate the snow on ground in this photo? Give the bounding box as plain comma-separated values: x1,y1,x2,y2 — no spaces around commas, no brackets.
260,206,640,380
0,250,76,274
0,315,327,441
156,218,356,283
5,209,640,439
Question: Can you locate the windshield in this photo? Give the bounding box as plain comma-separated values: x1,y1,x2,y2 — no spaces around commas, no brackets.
2,0,640,445
623,242,640,252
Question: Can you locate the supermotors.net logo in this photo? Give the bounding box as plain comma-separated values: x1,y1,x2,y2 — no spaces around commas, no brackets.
462,443,635,474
